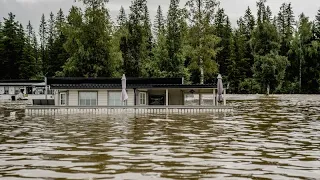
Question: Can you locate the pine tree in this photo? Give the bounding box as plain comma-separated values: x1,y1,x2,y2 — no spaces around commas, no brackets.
126,0,150,77
20,21,37,79
48,9,69,77
117,6,127,27
252,0,288,93
277,3,294,56
243,7,255,38
315,8,320,39
46,12,56,76
153,5,165,39
39,14,47,75
56,8,65,35
186,0,221,84
61,1,117,77
214,8,232,76
0,13,22,79
165,0,188,78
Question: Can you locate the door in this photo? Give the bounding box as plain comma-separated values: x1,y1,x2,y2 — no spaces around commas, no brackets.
139,92,147,105
60,93,67,106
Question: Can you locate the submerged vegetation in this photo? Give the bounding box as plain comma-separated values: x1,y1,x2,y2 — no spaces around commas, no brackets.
0,0,320,94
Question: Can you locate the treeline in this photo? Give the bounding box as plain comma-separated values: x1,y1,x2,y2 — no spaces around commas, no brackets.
0,0,320,94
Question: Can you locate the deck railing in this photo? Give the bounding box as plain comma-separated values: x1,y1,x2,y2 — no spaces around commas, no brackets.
25,105,233,115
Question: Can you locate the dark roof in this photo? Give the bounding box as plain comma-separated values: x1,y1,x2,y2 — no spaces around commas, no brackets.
47,77,216,89
47,77,183,86
50,83,216,89
0,79,43,83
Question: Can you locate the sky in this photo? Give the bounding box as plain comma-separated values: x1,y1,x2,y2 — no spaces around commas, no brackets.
0,0,319,31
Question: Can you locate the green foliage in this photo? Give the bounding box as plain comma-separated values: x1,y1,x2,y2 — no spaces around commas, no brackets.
60,1,117,77
214,8,232,76
185,0,221,84
253,51,289,93
153,5,165,38
165,0,189,79
39,14,47,75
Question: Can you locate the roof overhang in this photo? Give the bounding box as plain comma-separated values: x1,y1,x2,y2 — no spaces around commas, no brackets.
50,84,216,89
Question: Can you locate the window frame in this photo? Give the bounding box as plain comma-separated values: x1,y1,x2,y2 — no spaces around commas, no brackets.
78,91,98,106
60,92,67,106
4,87,9,95
139,92,147,105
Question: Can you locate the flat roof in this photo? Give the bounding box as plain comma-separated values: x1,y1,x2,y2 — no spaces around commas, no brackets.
0,79,44,86
47,77,184,86
48,77,217,89
50,83,216,89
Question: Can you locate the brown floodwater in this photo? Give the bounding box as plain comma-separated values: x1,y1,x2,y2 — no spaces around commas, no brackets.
0,95,319,180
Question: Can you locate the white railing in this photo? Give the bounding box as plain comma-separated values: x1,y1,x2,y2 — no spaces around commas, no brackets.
25,105,233,115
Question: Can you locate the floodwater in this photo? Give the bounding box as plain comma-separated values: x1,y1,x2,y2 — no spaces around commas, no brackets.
0,95,319,180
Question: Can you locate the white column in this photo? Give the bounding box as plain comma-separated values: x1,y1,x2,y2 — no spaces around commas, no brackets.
213,89,216,106
166,89,169,106
199,93,202,106
223,89,226,106
45,77,48,100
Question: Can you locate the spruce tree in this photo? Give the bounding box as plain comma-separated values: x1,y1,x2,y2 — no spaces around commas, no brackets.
61,1,117,77
165,0,188,78
20,21,37,79
0,13,22,79
214,8,232,76
39,14,47,76
153,5,165,39
126,0,150,77
186,0,221,84
117,6,127,27
315,8,320,39
252,0,288,93
47,12,56,76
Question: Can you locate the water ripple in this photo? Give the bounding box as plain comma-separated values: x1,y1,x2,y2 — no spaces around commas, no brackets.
0,95,320,179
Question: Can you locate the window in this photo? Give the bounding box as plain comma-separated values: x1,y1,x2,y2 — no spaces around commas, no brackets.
108,91,126,106
15,87,21,95
79,92,97,106
60,93,66,106
139,92,147,105
4,87,9,94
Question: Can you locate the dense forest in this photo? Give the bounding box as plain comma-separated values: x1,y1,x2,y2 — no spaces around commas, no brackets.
0,0,319,94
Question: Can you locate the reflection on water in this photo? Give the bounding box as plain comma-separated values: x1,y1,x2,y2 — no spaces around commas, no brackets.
0,95,319,180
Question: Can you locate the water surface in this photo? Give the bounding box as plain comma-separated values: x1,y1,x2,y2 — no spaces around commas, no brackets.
0,95,319,179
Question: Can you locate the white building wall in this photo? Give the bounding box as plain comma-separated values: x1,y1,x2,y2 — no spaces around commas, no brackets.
0,87,4,94
127,90,135,106
9,87,15,95
68,90,78,106
98,90,108,106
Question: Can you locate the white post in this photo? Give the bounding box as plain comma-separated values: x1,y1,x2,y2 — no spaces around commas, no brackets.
213,89,216,106
166,89,169,106
223,89,226,106
199,92,202,106
45,77,48,100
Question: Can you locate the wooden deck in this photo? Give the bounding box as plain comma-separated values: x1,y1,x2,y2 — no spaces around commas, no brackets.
25,105,233,115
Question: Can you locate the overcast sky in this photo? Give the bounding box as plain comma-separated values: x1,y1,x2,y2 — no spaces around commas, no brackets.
0,0,319,31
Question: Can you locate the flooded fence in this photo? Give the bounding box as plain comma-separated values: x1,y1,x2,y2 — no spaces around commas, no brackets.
25,106,233,116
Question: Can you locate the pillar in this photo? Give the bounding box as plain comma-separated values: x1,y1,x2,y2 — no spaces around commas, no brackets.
223,89,226,106
166,89,169,106
213,89,216,106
